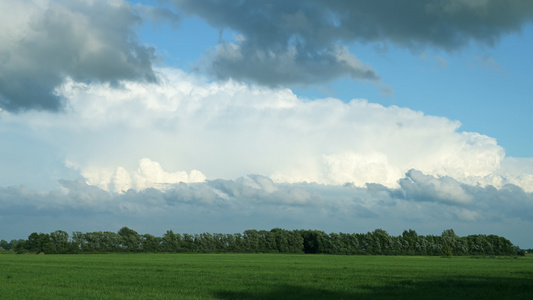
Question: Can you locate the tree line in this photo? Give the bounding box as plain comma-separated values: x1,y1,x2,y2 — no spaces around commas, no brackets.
1,227,524,256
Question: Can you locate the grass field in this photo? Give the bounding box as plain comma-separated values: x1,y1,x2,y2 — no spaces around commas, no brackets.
1,253,532,299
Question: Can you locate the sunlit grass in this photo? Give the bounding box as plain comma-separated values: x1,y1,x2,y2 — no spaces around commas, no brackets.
1,254,532,299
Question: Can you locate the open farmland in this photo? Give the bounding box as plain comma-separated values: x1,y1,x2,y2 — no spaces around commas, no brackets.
1,254,532,299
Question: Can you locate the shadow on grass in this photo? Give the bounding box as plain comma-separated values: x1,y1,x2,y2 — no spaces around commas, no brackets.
214,276,533,300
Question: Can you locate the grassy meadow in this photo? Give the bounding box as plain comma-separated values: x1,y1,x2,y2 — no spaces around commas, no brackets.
1,253,532,299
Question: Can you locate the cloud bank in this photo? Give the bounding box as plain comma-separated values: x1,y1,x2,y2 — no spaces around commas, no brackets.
170,0,533,86
1,171,532,247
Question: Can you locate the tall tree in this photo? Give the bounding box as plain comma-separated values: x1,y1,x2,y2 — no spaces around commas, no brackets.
50,230,69,254
141,234,162,253
118,227,141,252
0,239,9,250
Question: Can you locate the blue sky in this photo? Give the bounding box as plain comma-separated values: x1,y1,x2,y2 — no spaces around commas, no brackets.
141,8,533,157
1,0,532,248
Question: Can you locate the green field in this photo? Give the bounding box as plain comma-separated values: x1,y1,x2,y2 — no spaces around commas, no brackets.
1,254,532,299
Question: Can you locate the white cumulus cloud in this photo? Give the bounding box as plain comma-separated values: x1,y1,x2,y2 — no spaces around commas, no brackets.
2,67,531,193
83,158,206,193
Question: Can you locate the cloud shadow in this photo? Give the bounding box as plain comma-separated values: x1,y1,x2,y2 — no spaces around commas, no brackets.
213,275,533,300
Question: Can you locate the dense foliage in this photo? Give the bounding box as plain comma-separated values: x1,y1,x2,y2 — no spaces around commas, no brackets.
2,228,520,256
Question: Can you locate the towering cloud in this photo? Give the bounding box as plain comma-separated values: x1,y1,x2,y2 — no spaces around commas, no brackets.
5,68,514,191
0,0,159,112
169,0,533,86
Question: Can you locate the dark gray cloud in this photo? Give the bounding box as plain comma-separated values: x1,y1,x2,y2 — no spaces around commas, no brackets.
0,0,159,113
398,169,473,205
169,0,533,87
320,0,533,49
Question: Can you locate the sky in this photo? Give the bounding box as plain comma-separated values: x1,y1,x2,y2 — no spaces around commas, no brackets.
0,0,532,248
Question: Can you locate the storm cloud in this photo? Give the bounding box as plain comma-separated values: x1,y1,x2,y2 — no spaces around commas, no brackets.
0,0,158,112
169,0,533,86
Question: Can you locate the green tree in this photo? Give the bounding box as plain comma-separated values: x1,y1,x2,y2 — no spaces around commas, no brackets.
243,230,260,253
229,233,244,252
258,230,278,253
70,232,85,252
441,229,459,256
162,230,181,252
297,230,329,254
50,230,69,254
339,233,363,255
181,233,195,252
84,232,104,252
141,234,162,252
118,227,141,252
441,245,453,256
0,239,9,251
270,228,303,254
402,229,418,255
25,232,54,253
101,231,122,252
368,229,392,255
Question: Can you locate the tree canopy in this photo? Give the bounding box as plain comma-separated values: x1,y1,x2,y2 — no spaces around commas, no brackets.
6,227,521,256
